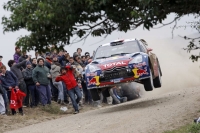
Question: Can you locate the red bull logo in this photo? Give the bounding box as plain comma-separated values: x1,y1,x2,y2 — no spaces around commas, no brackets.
88,76,100,86
132,68,148,78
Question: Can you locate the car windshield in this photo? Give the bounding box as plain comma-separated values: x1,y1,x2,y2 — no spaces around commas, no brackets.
94,41,141,59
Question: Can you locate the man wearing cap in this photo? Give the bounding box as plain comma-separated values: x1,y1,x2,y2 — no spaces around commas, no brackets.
13,47,21,63
23,61,39,107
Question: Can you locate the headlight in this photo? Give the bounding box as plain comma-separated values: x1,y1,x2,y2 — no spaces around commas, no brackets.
88,65,100,72
129,55,143,64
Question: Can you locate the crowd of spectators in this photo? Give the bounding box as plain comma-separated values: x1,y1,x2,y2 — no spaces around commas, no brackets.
0,46,94,115
0,46,135,116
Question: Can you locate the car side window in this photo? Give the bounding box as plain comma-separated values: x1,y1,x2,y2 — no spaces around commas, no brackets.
139,41,147,53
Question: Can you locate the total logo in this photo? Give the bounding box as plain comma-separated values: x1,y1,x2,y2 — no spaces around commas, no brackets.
103,61,127,68
98,60,130,70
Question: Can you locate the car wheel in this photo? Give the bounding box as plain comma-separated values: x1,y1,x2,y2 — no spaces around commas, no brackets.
89,89,100,101
153,65,162,88
143,69,154,91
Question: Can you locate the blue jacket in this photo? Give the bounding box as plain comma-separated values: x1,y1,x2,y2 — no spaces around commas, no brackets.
0,71,18,90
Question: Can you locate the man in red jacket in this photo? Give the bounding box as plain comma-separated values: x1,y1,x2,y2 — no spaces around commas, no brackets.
55,65,82,114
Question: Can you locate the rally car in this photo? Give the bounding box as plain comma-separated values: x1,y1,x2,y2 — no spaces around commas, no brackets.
85,38,162,101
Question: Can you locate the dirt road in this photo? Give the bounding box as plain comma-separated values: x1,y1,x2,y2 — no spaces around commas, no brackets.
5,85,200,133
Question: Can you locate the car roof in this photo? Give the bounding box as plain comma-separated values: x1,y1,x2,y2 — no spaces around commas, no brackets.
101,38,137,47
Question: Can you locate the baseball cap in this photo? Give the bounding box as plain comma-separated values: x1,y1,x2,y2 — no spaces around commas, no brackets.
85,52,90,56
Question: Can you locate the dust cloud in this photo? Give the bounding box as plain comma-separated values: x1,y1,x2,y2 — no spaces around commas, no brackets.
142,35,200,96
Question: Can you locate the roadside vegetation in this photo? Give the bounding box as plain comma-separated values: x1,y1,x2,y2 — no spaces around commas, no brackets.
164,123,200,133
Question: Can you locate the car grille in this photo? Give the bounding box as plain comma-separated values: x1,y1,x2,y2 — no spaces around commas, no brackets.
103,66,127,73
100,67,134,82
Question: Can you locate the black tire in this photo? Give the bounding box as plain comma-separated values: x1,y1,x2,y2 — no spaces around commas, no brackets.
142,70,154,91
153,65,162,88
89,89,100,101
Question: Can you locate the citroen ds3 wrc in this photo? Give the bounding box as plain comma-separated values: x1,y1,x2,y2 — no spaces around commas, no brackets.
85,38,162,101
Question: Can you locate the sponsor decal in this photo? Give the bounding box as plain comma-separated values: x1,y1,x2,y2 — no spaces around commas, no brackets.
98,60,130,70
133,62,146,68
88,76,100,86
132,67,148,78
103,61,126,68
110,78,123,83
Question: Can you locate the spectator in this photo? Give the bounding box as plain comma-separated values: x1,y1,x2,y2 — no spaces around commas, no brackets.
82,71,92,105
44,52,52,69
31,58,37,68
81,56,87,66
69,57,78,66
85,55,90,65
0,79,8,114
35,51,43,59
8,58,30,107
85,52,90,57
55,66,82,114
13,47,21,63
54,54,65,66
18,51,29,69
32,58,51,106
73,48,82,59
0,55,4,73
50,62,65,104
0,65,24,115
22,61,39,107
0,83,6,115
52,55,59,64
109,86,127,104
63,52,70,66
0,55,4,67
77,57,85,68
48,55,59,101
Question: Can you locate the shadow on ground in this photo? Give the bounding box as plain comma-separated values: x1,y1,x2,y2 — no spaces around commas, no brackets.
101,94,176,114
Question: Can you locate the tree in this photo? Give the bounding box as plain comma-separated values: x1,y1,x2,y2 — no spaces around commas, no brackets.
2,0,200,59
178,16,200,62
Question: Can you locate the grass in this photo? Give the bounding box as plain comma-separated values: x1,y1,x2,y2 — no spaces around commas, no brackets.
164,123,200,133
39,103,70,114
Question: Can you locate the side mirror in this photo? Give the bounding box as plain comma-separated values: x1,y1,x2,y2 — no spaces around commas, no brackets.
147,48,153,52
